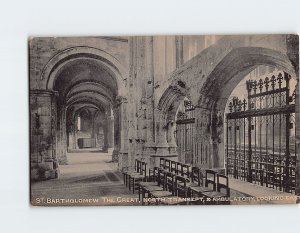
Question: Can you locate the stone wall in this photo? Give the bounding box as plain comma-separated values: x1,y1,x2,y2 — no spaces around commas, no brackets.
29,37,129,90
29,35,299,195
30,90,58,180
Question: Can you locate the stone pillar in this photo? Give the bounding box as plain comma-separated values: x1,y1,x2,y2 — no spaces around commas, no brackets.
144,36,155,146
56,105,68,165
156,116,169,149
91,113,96,139
71,124,76,150
167,120,177,147
153,114,174,167
30,90,58,180
127,37,139,167
193,107,213,169
67,123,74,152
102,117,109,153
114,96,129,169
211,109,225,169
112,107,120,162
142,36,157,167
107,112,114,149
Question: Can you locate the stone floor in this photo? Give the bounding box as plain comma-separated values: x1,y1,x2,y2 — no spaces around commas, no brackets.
31,150,140,206
31,149,298,206
229,178,298,204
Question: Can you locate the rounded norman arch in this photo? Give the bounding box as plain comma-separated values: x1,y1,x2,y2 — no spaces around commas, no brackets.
200,46,296,110
41,46,128,97
197,47,297,169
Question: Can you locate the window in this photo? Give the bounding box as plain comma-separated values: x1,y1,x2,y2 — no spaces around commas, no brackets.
77,116,81,131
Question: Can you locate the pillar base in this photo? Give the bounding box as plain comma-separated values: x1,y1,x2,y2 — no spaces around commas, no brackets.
30,162,59,181
58,154,68,165
118,151,129,170
112,149,119,162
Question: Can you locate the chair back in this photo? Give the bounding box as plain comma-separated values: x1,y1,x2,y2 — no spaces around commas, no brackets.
176,162,182,176
217,174,230,197
165,171,175,193
159,158,165,169
164,159,171,171
191,167,204,186
205,169,217,191
181,164,191,178
171,160,177,174
175,175,188,197
157,167,166,187
134,159,142,173
150,166,161,183
139,161,147,177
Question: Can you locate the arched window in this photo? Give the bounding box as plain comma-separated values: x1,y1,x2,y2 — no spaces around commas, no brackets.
77,116,81,131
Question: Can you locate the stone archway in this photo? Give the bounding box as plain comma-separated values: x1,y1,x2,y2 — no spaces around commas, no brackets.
200,47,297,169
154,82,189,166
157,35,298,172
36,46,129,171
42,46,128,95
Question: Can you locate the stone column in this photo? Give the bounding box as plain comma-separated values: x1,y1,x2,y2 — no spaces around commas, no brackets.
112,96,129,168
166,120,177,156
156,115,169,148
102,116,109,153
56,105,68,165
167,120,177,147
154,114,172,167
193,106,213,169
142,36,158,168
30,89,58,180
211,109,225,169
106,111,114,149
144,36,155,146
71,123,76,150
112,107,120,162
67,123,73,152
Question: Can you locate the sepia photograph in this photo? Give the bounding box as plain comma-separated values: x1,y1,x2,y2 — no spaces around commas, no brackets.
29,35,299,206
1,0,300,232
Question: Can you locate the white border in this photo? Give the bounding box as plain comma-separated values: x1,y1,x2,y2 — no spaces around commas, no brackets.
0,0,299,233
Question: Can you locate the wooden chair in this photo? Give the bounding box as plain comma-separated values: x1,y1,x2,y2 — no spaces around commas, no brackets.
148,170,176,198
176,162,182,175
152,174,189,205
122,159,141,187
185,166,204,190
189,169,216,198
128,161,147,193
141,168,172,205
175,175,189,198
180,163,191,178
164,159,171,171
205,169,217,191
170,160,177,174
201,174,230,204
159,158,165,169
138,167,164,203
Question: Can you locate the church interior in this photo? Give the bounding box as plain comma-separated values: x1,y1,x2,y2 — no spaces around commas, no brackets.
29,35,299,205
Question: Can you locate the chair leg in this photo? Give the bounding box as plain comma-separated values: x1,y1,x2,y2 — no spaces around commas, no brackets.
132,179,135,194
138,185,140,200
142,189,146,205
128,177,131,191
126,174,129,187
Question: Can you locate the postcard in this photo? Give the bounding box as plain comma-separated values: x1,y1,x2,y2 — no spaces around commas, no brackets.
29,35,299,206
